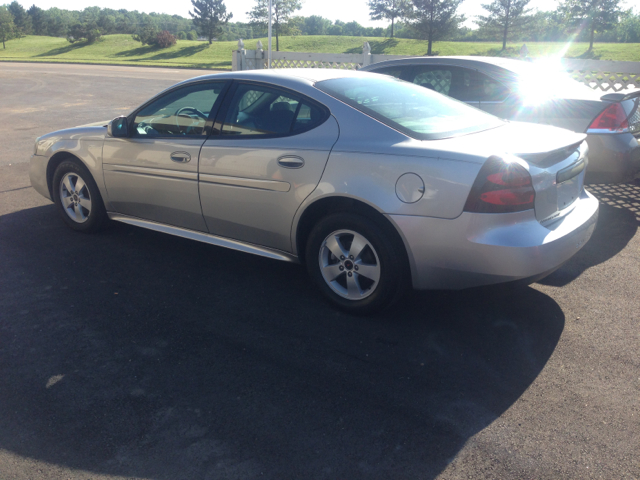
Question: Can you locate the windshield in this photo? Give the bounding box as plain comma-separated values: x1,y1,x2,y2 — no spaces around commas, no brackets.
315,75,503,140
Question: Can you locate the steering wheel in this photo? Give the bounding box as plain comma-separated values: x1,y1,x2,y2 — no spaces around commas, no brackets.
175,106,208,134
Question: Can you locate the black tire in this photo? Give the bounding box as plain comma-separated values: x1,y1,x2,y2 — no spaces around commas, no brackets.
52,159,107,233
306,212,409,315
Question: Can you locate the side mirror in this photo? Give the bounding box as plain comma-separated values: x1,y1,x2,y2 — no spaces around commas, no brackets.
108,116,129,137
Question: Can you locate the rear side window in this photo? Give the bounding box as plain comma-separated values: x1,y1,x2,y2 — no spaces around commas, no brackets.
221,83,327,136
476,72,510,102
412,69,452,95
316,75,503,140
293,102,325,132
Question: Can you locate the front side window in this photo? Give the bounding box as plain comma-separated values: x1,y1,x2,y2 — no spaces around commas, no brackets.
221,84,326,136
316,76,503,140
132,82,225,137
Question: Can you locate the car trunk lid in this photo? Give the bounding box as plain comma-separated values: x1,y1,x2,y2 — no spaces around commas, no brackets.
429,122,588,223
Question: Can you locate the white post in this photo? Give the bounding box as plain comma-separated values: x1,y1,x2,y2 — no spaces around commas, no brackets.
237,39,246,70
268,0,273,69
362,42,372,68
256,40,264,69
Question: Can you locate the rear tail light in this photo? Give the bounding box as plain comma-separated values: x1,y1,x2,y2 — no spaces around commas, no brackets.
464,155,535,214
587,103,629,133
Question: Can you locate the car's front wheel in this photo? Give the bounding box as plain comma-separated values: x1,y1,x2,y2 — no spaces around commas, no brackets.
52,160,107,233
306,213,408,315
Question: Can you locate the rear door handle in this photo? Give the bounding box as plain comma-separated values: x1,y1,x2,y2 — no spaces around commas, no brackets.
277,155,304,168
170,151,191,163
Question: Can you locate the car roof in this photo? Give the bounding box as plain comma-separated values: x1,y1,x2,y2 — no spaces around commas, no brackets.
362,56,530,74
178,68,378,87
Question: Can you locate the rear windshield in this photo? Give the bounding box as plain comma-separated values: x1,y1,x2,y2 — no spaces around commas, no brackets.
315,76,503,140
497,60,600,101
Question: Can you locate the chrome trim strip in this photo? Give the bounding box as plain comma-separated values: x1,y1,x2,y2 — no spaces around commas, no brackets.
103,164,197,181
107,213,299,263
199,173,291,192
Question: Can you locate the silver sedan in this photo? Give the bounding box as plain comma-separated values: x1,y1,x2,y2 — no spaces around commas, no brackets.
30,69,598,314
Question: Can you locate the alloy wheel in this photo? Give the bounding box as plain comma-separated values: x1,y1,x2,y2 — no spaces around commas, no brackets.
59,172,92,223
318,229,381,300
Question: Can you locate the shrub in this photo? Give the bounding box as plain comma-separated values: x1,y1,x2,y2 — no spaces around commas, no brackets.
155,30,176,48
177,31,186,40
132,23,157,45
67,21,101,43
186,31,196,40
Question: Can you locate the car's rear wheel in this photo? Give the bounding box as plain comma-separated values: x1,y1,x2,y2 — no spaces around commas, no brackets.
52,160,107,233
306,212,408,315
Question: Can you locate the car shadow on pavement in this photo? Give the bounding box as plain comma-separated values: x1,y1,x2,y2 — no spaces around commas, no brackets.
0,204,565,479
538,183,640,287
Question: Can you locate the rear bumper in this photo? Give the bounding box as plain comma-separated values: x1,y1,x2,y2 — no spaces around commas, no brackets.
584,132,640,184
390,189,599,290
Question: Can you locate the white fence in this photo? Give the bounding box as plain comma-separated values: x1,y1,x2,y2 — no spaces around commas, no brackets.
232,40,640,92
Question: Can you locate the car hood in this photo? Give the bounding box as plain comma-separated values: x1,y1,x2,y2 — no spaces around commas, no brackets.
35,124,109,156
77,119,111,128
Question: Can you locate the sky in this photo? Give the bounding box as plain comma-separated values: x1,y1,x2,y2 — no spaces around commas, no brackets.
22,0,633,28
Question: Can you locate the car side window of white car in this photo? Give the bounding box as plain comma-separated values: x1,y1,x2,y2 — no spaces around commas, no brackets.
475,72,511,103
221,83,325,137
132,82,225,137
412,68,453,95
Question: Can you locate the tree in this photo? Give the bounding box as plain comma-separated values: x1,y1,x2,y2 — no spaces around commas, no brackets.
190,0,232,45
27,5,46,35
367,0,410,37
132,18,158,45
7,1,31,35
304,15,331,35
559,0,621,51
343,20,365,36
67,20,101,43
615,9,640,43
248,0,302,51
44,8,70,37
0,6,17,49
407,0,465,55
475,0,532,50
97,10,116,35
327,20,344,35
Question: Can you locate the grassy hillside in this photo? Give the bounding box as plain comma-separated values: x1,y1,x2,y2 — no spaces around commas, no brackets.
1,34,639,70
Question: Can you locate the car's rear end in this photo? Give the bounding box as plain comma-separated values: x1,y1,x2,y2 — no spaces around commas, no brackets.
393,129,598,289
314,73,599,291
504,64,640,184
582,90,640,183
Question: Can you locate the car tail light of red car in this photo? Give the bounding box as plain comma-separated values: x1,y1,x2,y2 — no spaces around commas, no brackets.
587,103,630,133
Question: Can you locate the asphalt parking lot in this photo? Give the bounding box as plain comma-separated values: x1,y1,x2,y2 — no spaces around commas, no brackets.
1,62,639,479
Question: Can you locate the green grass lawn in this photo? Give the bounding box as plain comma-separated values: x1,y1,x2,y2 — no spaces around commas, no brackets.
1,34,638,70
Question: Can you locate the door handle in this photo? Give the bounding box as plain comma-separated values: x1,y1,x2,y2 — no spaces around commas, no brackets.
170,151,191,163
277,155,304,168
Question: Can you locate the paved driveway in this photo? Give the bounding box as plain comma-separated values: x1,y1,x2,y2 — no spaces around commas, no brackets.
0,63,639,479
